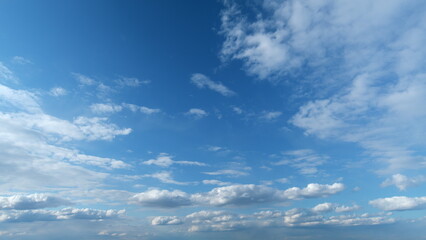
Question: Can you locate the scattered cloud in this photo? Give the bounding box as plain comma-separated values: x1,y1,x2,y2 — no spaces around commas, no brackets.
259,111,282,121
49,87,67,97
142,153,206,167
186,108,208,119
0,62,17,83
72,73,97,86
381,174,426,190
190,73,235,96
143,171,192,185
202,179,232,186
370,196,426,211
203,169,249,177
131,183,344,208
151,216,183,225
272,149,328,175
11,56,32,65
115,76,150,87
90,103,123,114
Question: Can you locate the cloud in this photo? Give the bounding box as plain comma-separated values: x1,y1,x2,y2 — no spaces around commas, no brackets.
90,103,123,114
311,202,360,213
151,216,183,225
202,169,249,177
202,179,232,186
143,171,192,185
49,87,67,97
115,77,150,87
186,108,208,119
0,208,125,223
272,149,328,175
190,73,235,96
259,111,282,120
0,84,40,113
122,103,160,114
131,183,344,208
73,116,132,141
0,63,17,83
369,196,426,211
0,194,71,210
381,174,426,190
72,73,97,86
11,56,32,65
142,153,206,167
130,189,192,208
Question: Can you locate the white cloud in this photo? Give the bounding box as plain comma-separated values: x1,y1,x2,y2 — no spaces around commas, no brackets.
72,73,97,86
202,179,232,186
203,169,249,177
232,106,243,114
130,189,192,208
90,103,123,114
0,194,71,210
190,73,235,96
0,84,40,113
273,149,328,175
143,171,192,185
49,87,67,97
0,63,17,83
142,153,206,167
0,208,125,223
122,103,160,114
73,116,131,141
115,77,150,87
11,56,32,65
311,202,360,213
131,182,344,208
260,111,282,120
369,196,426,211
151,216,183,225
186,108,208,119
381,174,425,190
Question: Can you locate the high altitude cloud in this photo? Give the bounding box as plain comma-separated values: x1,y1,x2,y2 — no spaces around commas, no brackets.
131,183,344,208
272,149,328,175
190,73,235,96
0,62,17,83
370,196,426,211
0,194,71,210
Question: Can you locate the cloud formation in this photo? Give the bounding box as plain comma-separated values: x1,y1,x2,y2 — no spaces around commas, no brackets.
191,73,235,96
0,194,71,210
370,196,426,211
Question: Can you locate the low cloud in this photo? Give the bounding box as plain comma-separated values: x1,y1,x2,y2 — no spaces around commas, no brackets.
370,196,426,211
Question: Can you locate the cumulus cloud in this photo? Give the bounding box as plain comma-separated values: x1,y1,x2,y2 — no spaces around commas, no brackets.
0,194,71,210
381,174,425,190
131,183,344,208
142,153,206,167
190,73,235,96
311,202,360,213
0,208,125,223
186,108,208,119
130,189,192,208
49,87,67,97
151,216,183,225
369,196,426,211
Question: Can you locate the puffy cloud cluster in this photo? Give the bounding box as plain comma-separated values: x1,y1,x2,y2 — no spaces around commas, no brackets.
131,183,344,208
149,206,392,232
0,194,71,210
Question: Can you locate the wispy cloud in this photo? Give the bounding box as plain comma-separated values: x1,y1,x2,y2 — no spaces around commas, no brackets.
190,73,235,96
186,108,208,119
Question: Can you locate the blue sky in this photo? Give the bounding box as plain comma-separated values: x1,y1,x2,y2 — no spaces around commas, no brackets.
1,0,426,239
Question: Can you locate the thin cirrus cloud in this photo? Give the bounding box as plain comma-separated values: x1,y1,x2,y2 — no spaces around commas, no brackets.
190,73,235,96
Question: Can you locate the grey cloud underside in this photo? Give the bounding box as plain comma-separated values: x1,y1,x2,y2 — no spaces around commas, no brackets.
131,183,344,208
0,194,71,210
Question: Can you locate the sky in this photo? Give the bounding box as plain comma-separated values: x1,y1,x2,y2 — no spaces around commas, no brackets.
1,0,426,239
